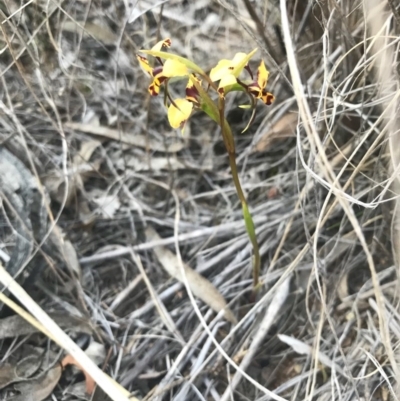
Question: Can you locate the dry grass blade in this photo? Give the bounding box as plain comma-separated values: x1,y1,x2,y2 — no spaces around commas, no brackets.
109,274,143,311
146,226,237,324
130,250,185,342
220,277,291,401
278,334,345,376
62,21,118,45
365,0,400,387
0,262,135,401
64,122,184,153
280,0,398,397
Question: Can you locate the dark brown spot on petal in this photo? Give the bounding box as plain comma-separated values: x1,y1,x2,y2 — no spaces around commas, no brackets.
137,55,153,75
262,92,275,105
149,82,160,96
153,73,167,88
248,84,262,98
186,86,200,104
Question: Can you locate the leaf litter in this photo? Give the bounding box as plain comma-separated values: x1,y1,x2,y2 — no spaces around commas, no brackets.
146,226,237,324
0,1,399,400
0,345,60,400
7,365,62,401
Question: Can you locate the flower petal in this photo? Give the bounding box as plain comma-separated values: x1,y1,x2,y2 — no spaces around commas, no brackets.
137,55,153,76
151,38,171,52
162,59,189,78
168,99,193,131
248,60,269,97
209,59,232,82
261,91,275,105
256,60,269,90
186,75,201,103
231,52,249,64
148,81,161,96
148,72,168,96
219,74,237,89
209,48,257,83
141,50,205,75
230,48,257,77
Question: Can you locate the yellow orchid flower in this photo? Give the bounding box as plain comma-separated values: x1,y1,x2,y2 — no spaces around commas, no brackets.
247,60,275,105
210,49,257,96
136,39,189,96
151,38,171,52
162,59,189,78
167,98,193,132
136,38,171,76
166,75,201,132
247,60,269,98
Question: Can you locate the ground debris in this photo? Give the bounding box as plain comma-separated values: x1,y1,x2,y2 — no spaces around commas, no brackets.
0,0,398,400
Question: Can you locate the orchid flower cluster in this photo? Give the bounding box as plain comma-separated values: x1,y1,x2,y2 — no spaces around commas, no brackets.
137,39,274,132
137,39,275,288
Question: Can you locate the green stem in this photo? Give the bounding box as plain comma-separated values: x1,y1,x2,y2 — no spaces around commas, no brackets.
223,123,261,288
191,75,261,287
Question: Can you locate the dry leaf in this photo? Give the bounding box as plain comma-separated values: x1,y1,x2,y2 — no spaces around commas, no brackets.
61,342,106,395
8,365,62,401
62,354,96,394
63,21,118,45
0,262,134,401
44,171,76,205
65,122,184,153
62,239,82,278
0,313,92,339
146,227,237,324
278,334,345,375
73,139,102,167
337,273,349,301
0,347,52,389
254,113,298,152
50,225,82,279
267,187,279,199
126,156,185,171
45,140,101,205
130,251,184,342
92,194,121,218
0,364,18,389
65,381,88,399
84,342,106,367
